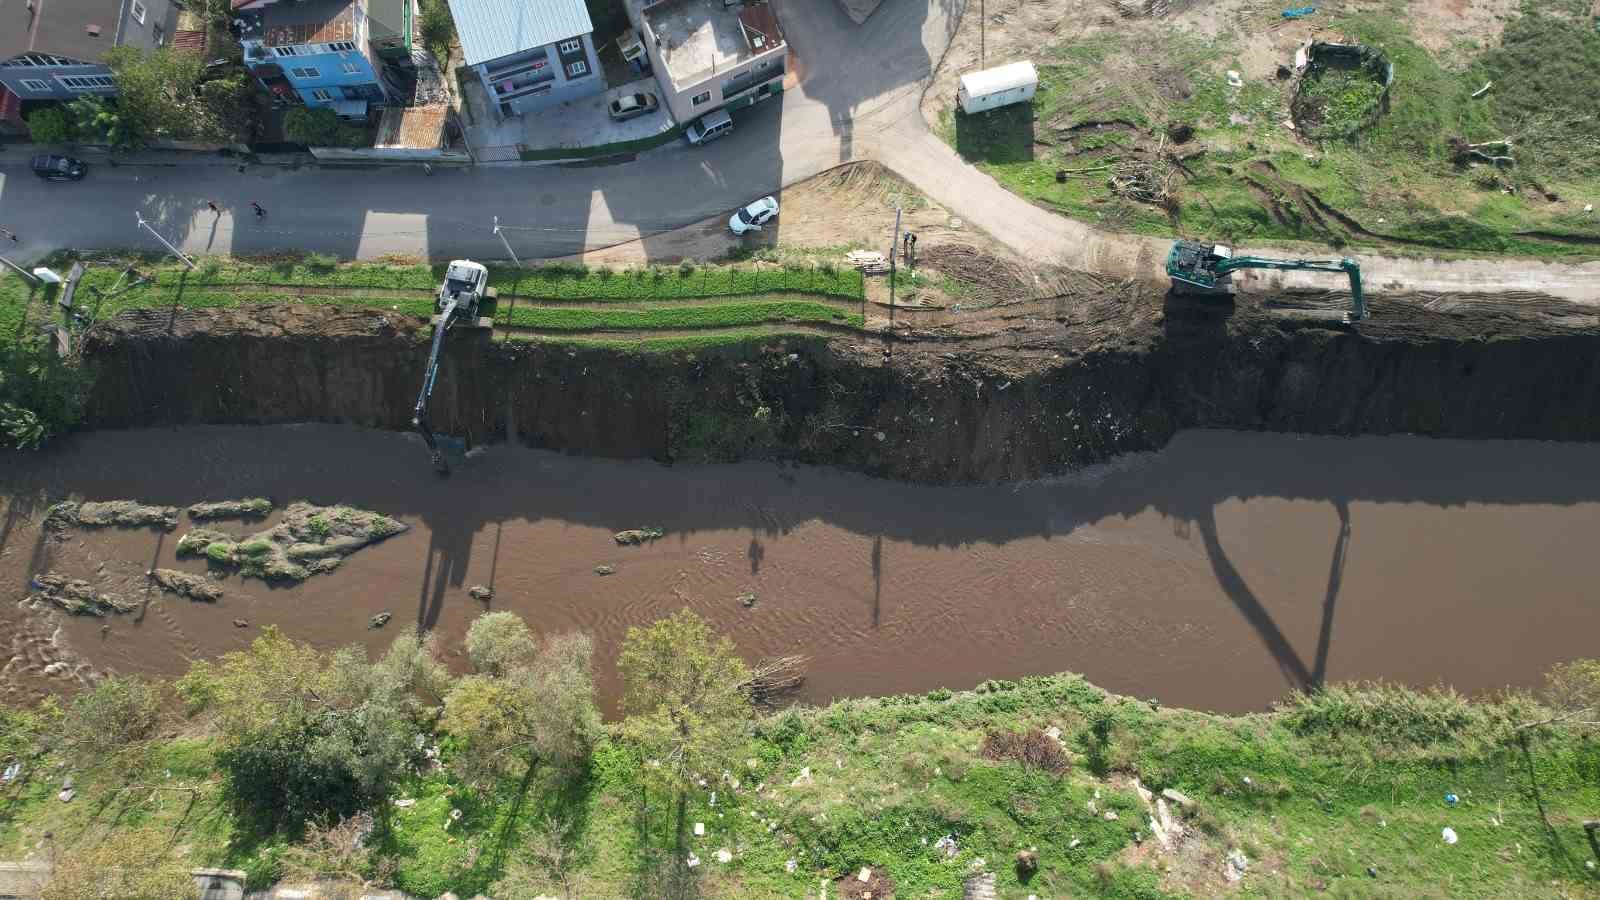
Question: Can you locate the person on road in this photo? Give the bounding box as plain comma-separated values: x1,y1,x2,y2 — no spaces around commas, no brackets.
207,201,220,215
0,226,17,243
250,202,266,218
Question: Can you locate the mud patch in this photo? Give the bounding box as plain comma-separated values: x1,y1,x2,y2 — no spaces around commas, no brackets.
25,573,138,617
45,501,178,532
150,569,224,603
835,866,895,900
175,501,408,582
187,498,273,521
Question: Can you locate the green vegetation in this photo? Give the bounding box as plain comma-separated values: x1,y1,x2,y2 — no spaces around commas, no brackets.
64,46,252,150
942,4,1600,257
417,0,456,69
283,106,369,149
501,300,861,332
2,611,1596,898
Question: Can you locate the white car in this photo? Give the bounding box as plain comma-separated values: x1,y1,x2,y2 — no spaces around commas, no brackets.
729,196,779,235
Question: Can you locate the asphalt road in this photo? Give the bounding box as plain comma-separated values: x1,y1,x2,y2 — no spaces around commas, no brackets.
2,0,1597,303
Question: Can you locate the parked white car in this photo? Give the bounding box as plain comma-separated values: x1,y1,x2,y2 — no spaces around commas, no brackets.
729,196,779,235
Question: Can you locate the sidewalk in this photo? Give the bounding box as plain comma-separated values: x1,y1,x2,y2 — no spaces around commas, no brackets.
1,142,314,168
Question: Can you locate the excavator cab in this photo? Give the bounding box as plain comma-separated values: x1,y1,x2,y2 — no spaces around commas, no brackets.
1166,240,1366,322
413,260,493,474
1166,240,1236,292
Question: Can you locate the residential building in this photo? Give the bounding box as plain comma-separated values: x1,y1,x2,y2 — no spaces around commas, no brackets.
625,0,786,125
446,0,602,120
235,0,390,115
0,0,181,131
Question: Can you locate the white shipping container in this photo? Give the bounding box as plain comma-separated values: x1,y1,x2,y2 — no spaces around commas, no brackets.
958,61,1038,115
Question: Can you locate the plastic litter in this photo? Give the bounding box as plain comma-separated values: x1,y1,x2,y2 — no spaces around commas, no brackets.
1445,792,1459,806
716,848,733,863
1,762,20,783
1226,70,1244,88
1442,827,1459,844
1282,6,1317,18
694,822,705,836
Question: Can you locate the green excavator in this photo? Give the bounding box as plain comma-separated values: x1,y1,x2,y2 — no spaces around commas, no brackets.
1166,240,1366,322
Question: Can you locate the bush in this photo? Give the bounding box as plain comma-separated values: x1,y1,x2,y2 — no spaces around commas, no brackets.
59,676,163,760
41,829,194,900
980,727,1070,775
283,106,367,148
26,107,73,144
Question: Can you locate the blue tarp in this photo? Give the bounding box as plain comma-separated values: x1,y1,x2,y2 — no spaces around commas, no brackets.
1283,6,1317,17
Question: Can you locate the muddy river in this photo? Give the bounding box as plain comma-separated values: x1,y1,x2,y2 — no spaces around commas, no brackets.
2,425,1596,715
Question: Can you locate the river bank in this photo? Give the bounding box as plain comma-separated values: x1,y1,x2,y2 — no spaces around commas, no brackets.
3,651,1595,898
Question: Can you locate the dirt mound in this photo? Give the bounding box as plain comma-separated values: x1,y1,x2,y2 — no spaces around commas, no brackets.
176,502,408,582
45,500,179,532
187,498,273,520
835,866,896,900
27,573,137,616
86,305,418,343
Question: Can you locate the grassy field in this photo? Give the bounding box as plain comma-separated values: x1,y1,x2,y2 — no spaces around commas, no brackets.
3,669,1595,898
941,4,1600,258
1,255,868,347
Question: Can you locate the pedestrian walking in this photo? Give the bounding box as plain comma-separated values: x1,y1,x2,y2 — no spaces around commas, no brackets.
206,200,220,215
0,226,16,243
250,201,266,218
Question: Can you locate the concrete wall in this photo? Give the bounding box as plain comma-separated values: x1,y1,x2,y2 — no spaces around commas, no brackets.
476,32,601,119
116,0,182,53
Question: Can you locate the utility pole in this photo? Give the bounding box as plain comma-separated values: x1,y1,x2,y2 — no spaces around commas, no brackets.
492,216,522,268
493,217,522,327
135,212,196,270
887,205,902,326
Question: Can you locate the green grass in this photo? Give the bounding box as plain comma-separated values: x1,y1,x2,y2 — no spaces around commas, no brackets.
7,674,1594,898
502,300,861,332
75,258,866,303
940,7,1600,258
500,328,829,354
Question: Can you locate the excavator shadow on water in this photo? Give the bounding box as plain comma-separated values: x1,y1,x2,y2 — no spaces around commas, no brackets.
412,260,496,476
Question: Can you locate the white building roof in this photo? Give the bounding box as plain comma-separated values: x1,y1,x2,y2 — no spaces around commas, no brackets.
446,0,594,67
959,61,1038,97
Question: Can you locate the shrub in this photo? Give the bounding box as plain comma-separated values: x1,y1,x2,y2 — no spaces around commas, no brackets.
464,611,538,676
59,676,162,760
26,107,73,144
283,107,366,148
980,727,1070,775
41,829,194,900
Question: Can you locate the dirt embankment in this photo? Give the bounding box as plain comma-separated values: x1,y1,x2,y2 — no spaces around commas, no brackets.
79,295,1600,483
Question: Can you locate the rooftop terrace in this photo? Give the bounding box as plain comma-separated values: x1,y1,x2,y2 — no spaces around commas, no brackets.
642,0,783,88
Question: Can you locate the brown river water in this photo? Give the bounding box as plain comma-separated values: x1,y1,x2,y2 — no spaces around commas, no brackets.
2,425,1597,716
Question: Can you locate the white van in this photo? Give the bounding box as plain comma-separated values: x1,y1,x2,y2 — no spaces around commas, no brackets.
685,108,734,145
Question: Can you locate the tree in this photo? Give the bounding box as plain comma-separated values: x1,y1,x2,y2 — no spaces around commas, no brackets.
179,626,443,831
42,828,194,900
1538,658,1600,734
26,107,73,144
68,94,138,150
444,619,599,787
617,609,752,803
464,610,539,677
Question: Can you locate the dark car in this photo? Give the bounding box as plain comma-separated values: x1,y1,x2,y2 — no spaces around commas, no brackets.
608,92,659,121
31,154,88,182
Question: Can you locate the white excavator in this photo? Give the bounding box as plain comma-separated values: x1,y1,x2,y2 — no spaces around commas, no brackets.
413,260,491,474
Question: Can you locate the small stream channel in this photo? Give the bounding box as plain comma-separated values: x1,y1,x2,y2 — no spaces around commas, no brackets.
2,425,1597,715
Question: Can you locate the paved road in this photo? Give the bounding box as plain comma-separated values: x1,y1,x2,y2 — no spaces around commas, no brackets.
2,0,1597,303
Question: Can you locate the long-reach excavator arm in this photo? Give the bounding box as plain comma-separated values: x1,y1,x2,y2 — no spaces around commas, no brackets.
412,296,460,473
411,260,489,474
1167,240,1366,322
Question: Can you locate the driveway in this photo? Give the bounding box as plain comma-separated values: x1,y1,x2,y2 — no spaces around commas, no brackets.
1,0,1596,303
